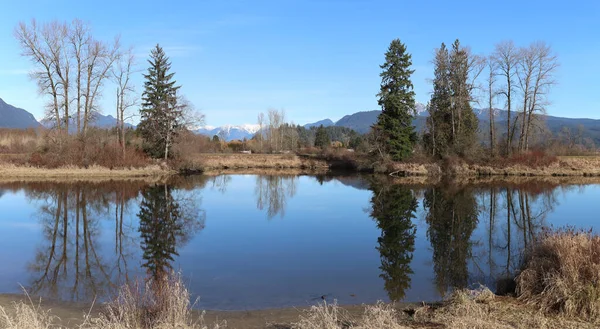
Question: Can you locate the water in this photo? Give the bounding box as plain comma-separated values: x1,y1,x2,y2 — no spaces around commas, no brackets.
0,175,597,310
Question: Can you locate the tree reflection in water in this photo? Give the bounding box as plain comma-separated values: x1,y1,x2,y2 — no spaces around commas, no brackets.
138,184,205,280
254,175,297,219
26,182,143,301
368,179,417,301
20,179,206,303
423,186,479,298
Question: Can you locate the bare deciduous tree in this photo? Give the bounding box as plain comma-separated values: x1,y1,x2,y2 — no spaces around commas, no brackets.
15,19,120,138
114,48,137,158
524,42,558,150
494,41,519,155
486,56,498,156
257,112,265,152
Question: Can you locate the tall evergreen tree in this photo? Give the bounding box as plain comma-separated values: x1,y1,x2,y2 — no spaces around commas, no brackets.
374,39,417,161
424,40,479,157
425,43,452,157
449,40,478,155
314,125,330,148
138,44,182,160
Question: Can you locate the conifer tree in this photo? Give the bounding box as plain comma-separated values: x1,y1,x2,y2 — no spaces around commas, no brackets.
314,125,330,149
425,40,479,157
373,39,417,161
449,40,478,155
426,43,452,157
138,44,182,160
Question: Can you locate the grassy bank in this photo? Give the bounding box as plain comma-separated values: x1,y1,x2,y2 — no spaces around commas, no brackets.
193,154,329,172
2,229,600,329
0,163,173,179
3,153,600,179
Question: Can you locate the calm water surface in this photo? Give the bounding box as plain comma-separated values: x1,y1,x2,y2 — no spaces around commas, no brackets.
0,175,597,310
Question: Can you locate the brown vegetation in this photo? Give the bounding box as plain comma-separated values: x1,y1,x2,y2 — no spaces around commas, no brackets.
516,228,600,321
197,153,328,172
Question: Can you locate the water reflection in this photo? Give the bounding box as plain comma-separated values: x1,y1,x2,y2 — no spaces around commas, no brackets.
138,184,205,280
0,176,586,309
368,179,417,301
254,175,297,219
423,186,479,297
26,183,143,301
15,180,207,302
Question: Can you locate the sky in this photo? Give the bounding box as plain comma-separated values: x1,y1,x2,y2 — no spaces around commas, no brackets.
0,0,599,127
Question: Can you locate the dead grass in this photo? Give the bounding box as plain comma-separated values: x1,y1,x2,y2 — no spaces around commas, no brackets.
0,273,224,329
196,154,328,171
447,156,600,177
0,296,58,329
0,163,172,178
413,287,596,329
516,228,600,321
292,301,411,329
90,273,225,329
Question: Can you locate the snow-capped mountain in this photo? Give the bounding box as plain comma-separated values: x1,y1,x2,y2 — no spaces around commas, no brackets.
195,124,261,141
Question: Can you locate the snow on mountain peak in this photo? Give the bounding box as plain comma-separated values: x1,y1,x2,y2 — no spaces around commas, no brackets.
195,123,261,141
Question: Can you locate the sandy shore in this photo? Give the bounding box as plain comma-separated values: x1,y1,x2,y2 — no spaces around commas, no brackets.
0,293,418,329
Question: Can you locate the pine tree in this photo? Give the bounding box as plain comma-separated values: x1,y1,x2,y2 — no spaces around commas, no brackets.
374,39,417,161
424,40,479,157
314,125,330,148
426,43,452,157
449,40,478,155
138,44,182,160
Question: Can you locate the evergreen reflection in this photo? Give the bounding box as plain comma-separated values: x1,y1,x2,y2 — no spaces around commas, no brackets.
423,186,478,297
138,183,206,280
368,179,417,301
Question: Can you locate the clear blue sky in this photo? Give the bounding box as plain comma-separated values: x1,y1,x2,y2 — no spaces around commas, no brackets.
0,0,598,127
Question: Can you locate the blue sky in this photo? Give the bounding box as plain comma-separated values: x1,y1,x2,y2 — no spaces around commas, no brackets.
0,0,598,127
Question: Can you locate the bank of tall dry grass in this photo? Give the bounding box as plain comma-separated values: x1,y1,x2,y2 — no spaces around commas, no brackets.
0,273,224,329
516,228,600,321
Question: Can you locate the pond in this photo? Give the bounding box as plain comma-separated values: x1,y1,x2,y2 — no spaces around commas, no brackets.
0,174,597,310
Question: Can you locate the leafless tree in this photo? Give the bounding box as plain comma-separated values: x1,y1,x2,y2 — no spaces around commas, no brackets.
15,19,120,138
494,41,519,155
114,48,137,158
516,45,537,151
257,112,265,152
267,108,285,152
524,42,558,150
486,56,498,156
15,20,64,133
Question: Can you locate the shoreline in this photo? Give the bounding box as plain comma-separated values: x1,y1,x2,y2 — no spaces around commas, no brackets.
0,293,419,328
2,154,600,179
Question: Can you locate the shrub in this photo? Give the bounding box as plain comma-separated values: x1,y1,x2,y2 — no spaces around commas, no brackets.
516,227,600,321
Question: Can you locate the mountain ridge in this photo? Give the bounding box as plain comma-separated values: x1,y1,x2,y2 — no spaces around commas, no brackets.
0,98,41,129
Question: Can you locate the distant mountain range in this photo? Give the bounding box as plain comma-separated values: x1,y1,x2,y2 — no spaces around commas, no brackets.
195,124,261,141
3,97,600,146
0,97,134,132
304,119,334,129
0,98,41,129
305,102,428,134
308,106,600,145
